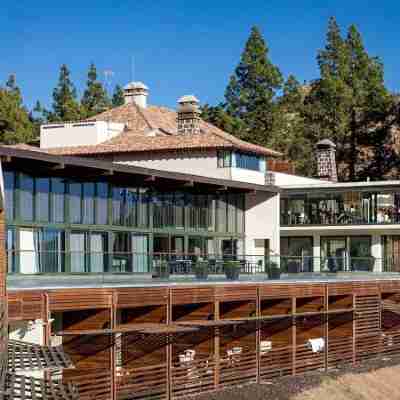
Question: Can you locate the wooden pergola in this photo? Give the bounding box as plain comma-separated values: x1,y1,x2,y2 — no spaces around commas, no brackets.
8,340,73,373
5,373,79,400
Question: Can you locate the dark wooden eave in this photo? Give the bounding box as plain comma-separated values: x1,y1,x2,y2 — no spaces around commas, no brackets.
0,146,280,194
8,340,73,372
4,373,79,400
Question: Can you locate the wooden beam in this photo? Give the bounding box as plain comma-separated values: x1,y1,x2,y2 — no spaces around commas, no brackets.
50,163,66,170
183,180,194,188
145,175,156,182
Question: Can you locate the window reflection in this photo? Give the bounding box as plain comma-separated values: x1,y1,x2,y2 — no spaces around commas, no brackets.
281,191,400,225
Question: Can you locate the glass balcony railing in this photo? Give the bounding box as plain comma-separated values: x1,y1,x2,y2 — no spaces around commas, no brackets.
281,191,400,226
6,251,398,286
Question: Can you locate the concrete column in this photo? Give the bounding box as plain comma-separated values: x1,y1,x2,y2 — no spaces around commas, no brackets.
371,235,383,272
313,233,321,272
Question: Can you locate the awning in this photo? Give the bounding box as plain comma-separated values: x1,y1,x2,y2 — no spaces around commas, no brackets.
8,340,73,372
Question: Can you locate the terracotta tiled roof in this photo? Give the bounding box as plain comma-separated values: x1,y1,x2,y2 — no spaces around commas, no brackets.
40,103,283,157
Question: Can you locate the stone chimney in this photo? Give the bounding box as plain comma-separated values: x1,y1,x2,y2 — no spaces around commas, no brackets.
177,95,201,135
316,139,338,182
123,81,149,108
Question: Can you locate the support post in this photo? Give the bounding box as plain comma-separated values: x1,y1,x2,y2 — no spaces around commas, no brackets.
352,294,356,366
111,291,117,400
292,297,296,376
324,285,329,372
214,297,220,390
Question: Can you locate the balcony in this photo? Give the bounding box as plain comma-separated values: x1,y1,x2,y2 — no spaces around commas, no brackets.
6,251,399,290
281,191,400,226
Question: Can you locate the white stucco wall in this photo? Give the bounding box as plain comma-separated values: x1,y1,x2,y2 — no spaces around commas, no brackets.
244,192,280,261
41,121,124,149
273,171,328,186
114,150,232,180
230,167,265,185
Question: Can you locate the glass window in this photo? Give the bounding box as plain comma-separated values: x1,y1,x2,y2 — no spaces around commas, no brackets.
217,151,232,168
70,232,87,273
6,228,16,273
69,182,82,224
51,178,65,223
235,152,261,171
90,232,108,272
174,193,185,229
131,234,149,273
111,232,131,272
96,183,108,225
39,229,65,273
237,194,244,233
36,177,50,222
82,183,95,224
137,189,149,228
321,237,346,272
112,187,125,226
126,189,138,226
4,171,14,221
227,194,236,232
217,195,227,233
19,174,34,221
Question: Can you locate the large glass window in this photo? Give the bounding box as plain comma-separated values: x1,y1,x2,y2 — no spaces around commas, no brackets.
4,171,14,221
70,232,87,273
6,228,16,273
216,195,227,233
19,174,34,221
131,234,149,273
217,151,232,168
235,152,261,171
96,183,108,225
36,177,50,222
51,178,65,223
82,183,95,225
69,182,82,224
111,232,131,272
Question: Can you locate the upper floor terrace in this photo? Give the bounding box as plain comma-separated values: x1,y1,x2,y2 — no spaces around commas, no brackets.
280,181,400,227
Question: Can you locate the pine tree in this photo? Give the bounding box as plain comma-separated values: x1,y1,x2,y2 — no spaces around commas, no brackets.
112,84,125,107
49,64,82,122
81,63,110,117
225,26,283,144
0,75,35,144
304,18,391,180
273,75,313,175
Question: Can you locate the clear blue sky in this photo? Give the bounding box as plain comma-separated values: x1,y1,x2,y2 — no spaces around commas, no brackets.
1,0,399,110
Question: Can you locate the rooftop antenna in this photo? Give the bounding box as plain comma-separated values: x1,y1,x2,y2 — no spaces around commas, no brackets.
104,69,114,97
131,55,135,82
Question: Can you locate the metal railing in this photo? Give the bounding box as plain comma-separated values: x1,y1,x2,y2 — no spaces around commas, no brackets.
6,251,396,279
281,210,400,226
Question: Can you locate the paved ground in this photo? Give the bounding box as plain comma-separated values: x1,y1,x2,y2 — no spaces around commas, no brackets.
191,356,400,400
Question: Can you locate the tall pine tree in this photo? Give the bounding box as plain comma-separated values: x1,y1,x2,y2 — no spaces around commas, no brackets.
304,18,390,180
81,63,110,117
112,84,125,107
0,74,35,144
49,64,82,122
225,26,283,144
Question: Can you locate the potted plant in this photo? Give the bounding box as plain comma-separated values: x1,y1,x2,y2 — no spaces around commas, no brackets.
224,260,241,280
266,261,280,280
194,261,209,280
155,260,170,279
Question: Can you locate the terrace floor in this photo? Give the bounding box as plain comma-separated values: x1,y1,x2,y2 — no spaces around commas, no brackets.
7,272,400,290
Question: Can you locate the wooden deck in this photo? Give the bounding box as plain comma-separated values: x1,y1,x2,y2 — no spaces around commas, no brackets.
7,279,400,400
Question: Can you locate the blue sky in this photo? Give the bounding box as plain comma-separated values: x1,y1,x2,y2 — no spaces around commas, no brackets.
1,0,399,110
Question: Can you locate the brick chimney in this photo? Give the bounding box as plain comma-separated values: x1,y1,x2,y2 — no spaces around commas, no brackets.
123,82,149,108
316,139,338,182
177,95,201,135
